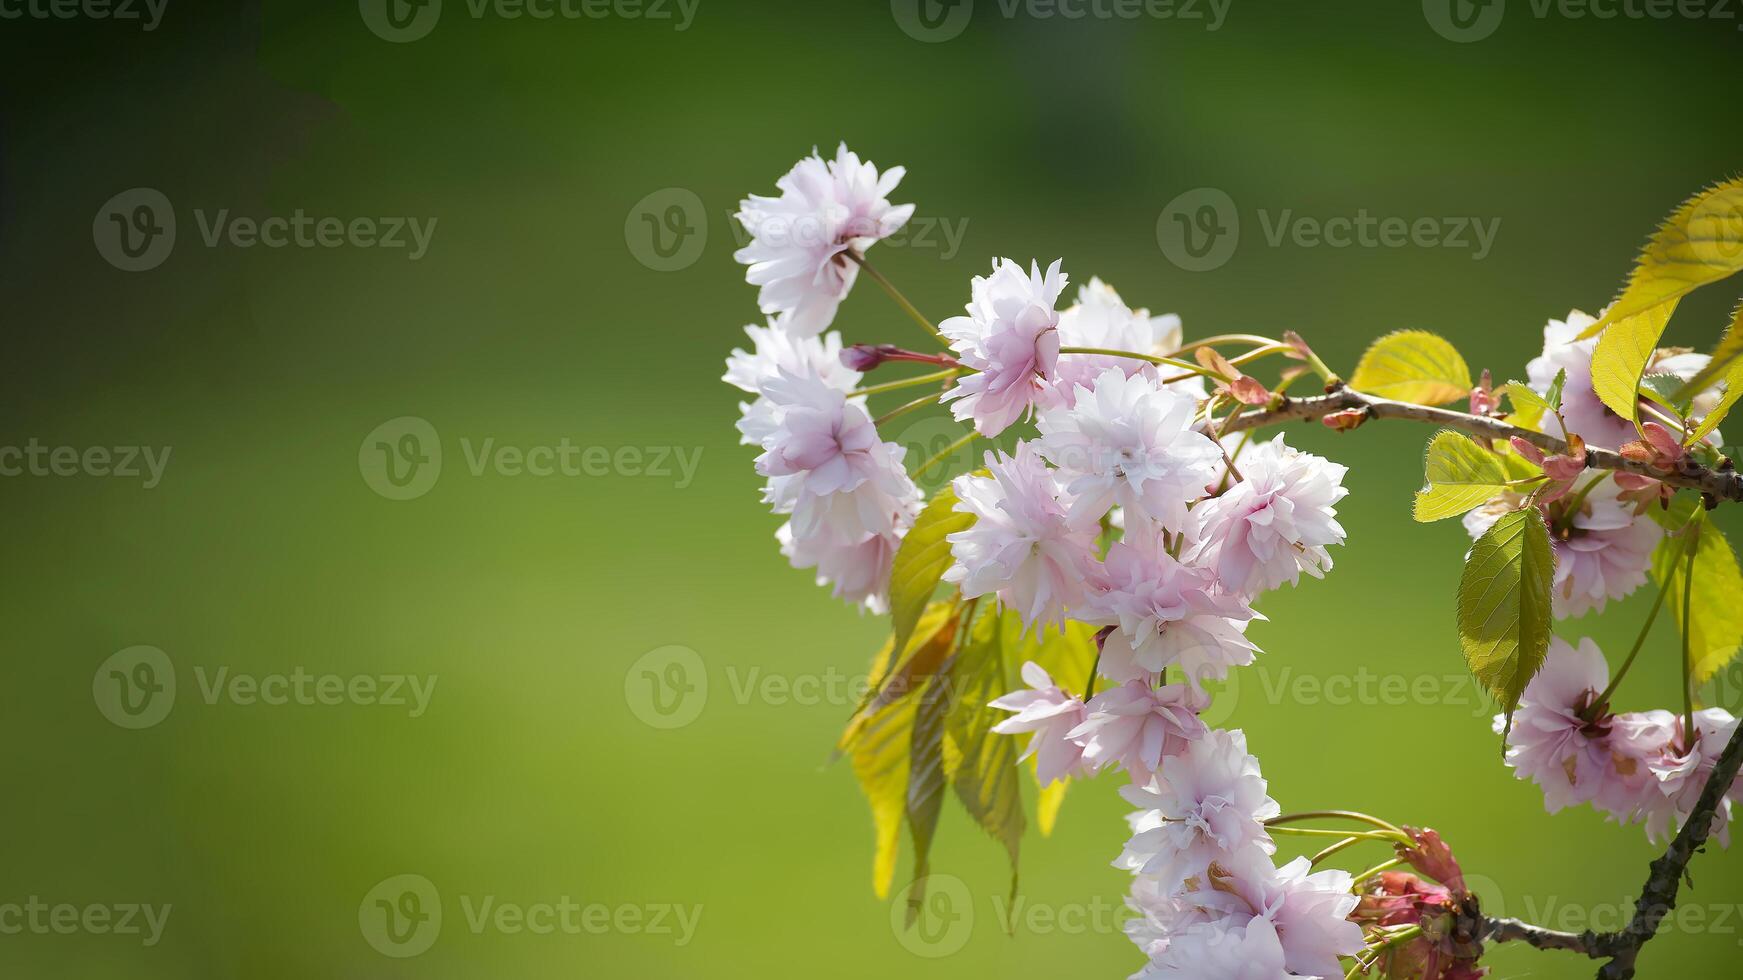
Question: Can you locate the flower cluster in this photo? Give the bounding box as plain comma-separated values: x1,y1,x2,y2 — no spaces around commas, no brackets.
1495,636,1742,844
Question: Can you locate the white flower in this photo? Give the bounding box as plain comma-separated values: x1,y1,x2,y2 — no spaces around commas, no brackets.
724,320,861,446
778,521,906,613
1138,916,1293,980
734,144,914,336
1189,435,1349,596
940,259,1068,436
990,661,1088,785
1083,533,1261,686
1036,366,1224,530
1526,310,1640,451
943,442,1098,627
1258,857,1365,980
1117,729,1279,891
1053,277,1197,397
1068,680,1208,778
754,370,919,543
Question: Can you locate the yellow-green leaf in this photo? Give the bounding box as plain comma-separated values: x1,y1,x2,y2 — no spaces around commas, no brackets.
903,668,954,922
1414,429,1512,522
1578,178,1743,341
1503,382,1551,433
887,487,975,665
1652,507,1743,687
1590,303,1672,430
946,609,1024,873
1675,298,1743,400
1350,330,1473,405
1687,355,1743,446
1458,507,1556,713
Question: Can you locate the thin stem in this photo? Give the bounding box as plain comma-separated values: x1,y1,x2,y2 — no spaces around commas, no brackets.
846,251,944,343
1269,826,1399,841
913,430,977,481
1160,344,1293,385
1352,857,1406,885
1266,810,1409,839
850,368,960,398
1592,549,1681,712
1164,333,1285,355
1682,526,1699,752
1310,835,1372,867
1057,346,1230,383
875,392,942,426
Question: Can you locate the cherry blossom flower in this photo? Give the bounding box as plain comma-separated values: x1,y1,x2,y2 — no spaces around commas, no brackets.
734,144,915,336
1082,533,1262,686
1526,310,1640,450
1116,729,1279,891
940,258,1068,436
1493,636,1615,813
990,661,1088,785
1597,708,1680,825
724,319,861,446
1136,916,1294,980
1645,708,1740,846
777,521,906,613
1036,366,1224,530
1069,680,1209,778
1189,435,1349,596
1052,277,1198,397
943,442,1099,628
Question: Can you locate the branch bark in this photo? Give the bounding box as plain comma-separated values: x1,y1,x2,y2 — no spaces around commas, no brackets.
1472,716,1743,978
1223,385,1743,503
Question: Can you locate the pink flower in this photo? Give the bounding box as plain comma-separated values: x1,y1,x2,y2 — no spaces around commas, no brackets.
1493,636,1615,813
1548,481,1662,619
1189,435,1349,596
1069,680,1208,779
1138,916,1293,980
1645,708,1740,846
1526,310,1639,450
1051,277,1196,398
1117,729,1279,891
940,259,1068,436
943,443,1099,628
777,521,905,613
1083,534,1261,687
990,661,1088,786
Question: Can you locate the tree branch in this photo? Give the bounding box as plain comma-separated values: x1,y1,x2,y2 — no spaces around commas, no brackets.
1471,716,1743,977
1224,385,1743,503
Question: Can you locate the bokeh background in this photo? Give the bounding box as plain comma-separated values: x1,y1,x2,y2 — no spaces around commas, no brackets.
3,1,1742,977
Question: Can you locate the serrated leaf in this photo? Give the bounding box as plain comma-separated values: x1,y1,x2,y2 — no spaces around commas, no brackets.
903,667,955,924
1591,303,1673,432
1652,510,1743,686
1640,373,1693,417
1577,178,1743,341
841,602,960,752
1503,382,1552,433
1675,298,1743,399
1688,357,1743,446
1350,330,1473,405
1414,430,1512,522
886,487,976,668
1458,508,1556,713
946,608,1024,876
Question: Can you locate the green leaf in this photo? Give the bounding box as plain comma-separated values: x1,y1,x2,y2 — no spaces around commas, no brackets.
842,602,960,751
886,487,975,667
1591,303,1672,432
1458,507,1556,713
1651,510,1743,686
1503,381,1552,433
1414,430,1512,522
1640,373,1693,416
1674,298,1743,399
1349,330,1473,405
1577,178,1743,341
1688,357,1743,446
1545,367,1568,413
945,609,1024,882
903,667,955,924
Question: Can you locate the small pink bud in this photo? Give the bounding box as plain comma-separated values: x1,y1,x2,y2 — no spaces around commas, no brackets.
1322,408,1369,431
1543,454,1586,481
841,344,892,371
1509,437,1546,466
1229,376,1272,405
1641,421,1684,462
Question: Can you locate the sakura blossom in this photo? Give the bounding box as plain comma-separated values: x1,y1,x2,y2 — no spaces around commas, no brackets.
943,442,1098,628
1082,533,1262,686
1526,310,1640,450
990,660,1088,785
1069,679,1209,778
777,520,906,613
1492,636,1616,814
1052,277,1194,396
939,258,1068,436
1188,434,1350,596
724,320,861,446
734,143,914,336
1116,728,1279,891
1645,707,1741,846
1036,366,1224,530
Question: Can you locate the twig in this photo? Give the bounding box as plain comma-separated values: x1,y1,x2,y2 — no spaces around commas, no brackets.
1222,384,1743,503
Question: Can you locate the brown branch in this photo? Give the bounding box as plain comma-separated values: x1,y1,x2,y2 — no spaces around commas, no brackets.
1224,385,1743,503
1470,717,1743,977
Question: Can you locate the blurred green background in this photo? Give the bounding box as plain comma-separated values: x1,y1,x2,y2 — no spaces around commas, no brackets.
2,1,1742,977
